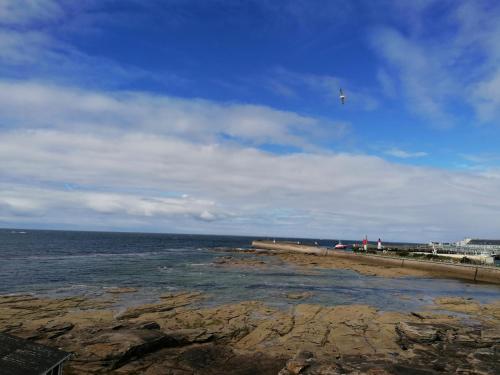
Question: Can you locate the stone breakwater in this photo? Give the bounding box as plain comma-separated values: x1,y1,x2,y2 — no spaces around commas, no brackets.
1,292,499,374
252,241,500,284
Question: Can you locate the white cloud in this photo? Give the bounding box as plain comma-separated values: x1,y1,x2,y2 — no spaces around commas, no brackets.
0,29,54,64
0,1,186,89
0,0,64,26
370,27,455,127
371,1,500,126
1,189,213,218
472,69,500,122
385,148,428,159
461,153,500,164
1,81,500,240
0,80,347,149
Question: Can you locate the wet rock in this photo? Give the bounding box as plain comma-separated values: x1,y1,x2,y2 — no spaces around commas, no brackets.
1,293,499,374
273,252,434,278
80,329,181,370
140,321,160,330
286,292,313,300
284,349,314,374
169,328,214,344
177,344,285,374
117,292,203,320
1,322,22,333
431,360,448,372
481,328,500,344
213,256,268,268
37,321,74,338
0,294,38,304
159,291,204,303
213,256,233,264
469,346,496,361
433,297,482,315
105,287,138,294
179,344,232,370
115,303,172,320
302,364,342,375
411,312,426,319
396,322,439,343
111,323,125,330
391,364,438,374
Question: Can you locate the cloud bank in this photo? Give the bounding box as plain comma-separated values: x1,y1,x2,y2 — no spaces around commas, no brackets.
2,1,500,242
2,81,500,241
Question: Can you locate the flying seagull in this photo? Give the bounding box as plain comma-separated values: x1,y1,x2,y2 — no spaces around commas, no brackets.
339,88,345,105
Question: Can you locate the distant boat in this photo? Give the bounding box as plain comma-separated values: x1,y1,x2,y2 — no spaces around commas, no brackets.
334,241,347,250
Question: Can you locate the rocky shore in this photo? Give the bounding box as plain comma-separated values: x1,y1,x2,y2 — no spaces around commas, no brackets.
212,249,435,278
1,290,499,374
250,242,500,284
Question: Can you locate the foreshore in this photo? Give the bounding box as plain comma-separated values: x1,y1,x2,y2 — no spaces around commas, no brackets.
1,291,499,374
1,247,499,374
251,240,500,284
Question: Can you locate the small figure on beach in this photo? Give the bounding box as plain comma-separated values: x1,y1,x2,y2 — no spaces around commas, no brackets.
362,236,368,251
339,88,346,105
377,238,382,250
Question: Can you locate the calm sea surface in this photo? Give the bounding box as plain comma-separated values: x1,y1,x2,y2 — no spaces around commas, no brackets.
0,229,498,311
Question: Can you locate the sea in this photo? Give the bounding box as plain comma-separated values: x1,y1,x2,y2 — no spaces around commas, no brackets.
1,229,498,311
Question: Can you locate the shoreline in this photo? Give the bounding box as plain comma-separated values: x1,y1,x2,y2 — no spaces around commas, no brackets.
2,246,499,374
251,240,500,284
1,291,499,374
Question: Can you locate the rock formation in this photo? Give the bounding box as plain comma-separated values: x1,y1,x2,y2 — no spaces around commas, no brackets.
1,292,499,374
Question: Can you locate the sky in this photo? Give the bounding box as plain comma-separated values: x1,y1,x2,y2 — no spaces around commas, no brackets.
1,0,500,242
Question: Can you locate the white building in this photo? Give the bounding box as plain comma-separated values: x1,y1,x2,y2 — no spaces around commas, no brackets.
428,238,500,257
454,238,500,255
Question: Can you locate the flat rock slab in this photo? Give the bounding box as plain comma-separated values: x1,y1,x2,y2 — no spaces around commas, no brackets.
396,322,440,343
116,292,203,320
104,287,138,294
1,293,499,374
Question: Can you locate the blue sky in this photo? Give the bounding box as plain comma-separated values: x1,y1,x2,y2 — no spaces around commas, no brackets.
1,0,500,241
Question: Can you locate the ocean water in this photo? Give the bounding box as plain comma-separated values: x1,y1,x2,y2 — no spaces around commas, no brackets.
0,229,498,311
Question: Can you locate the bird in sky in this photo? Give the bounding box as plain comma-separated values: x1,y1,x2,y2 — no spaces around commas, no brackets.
339,88,346,105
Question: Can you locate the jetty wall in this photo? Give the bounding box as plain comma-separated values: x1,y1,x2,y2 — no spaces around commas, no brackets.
251,241,500,284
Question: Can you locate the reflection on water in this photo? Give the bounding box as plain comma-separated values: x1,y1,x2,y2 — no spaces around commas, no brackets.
0,229,498,311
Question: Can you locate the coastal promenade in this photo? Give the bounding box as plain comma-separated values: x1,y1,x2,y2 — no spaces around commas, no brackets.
252,240,500,284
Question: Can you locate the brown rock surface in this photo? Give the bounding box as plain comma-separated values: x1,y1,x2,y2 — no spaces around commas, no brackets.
104,287,138,294
116,291,204,320
286,292,313,300
276,252,434,278
213,255,270,268
1,292,499,374
213,247,439,278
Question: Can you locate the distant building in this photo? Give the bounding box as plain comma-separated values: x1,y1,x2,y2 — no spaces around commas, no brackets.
454,238,500,256
430,238,500,257
456,238,500,248
0,333,71,375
